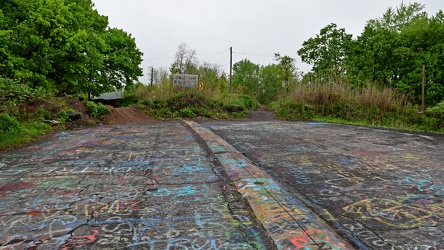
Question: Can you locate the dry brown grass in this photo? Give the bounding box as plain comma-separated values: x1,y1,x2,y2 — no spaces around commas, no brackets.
135,83,222,101
283,81,411,113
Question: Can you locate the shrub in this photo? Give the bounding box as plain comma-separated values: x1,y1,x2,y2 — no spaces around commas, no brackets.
86,101,109,118
224,103,245,112
179,108,196,118
208,99,223,109
139,99,154,108
167,92,207,110
137,104,147,110
276,102,314,120
149,108,177,119
239,94,257,110
219,94,257,111
36,109,51,121
153,99,167,109
231,111,249,119
426,100,444,119
86,101,98,117
0,113,21,134
97,103,110,116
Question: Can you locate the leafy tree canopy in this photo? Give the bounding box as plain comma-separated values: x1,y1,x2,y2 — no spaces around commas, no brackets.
298,2,444,106
0,0,143,97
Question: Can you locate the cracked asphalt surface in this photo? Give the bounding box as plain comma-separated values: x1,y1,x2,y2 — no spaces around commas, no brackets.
1,119,443,249
203,120,444,250
0,122,274,249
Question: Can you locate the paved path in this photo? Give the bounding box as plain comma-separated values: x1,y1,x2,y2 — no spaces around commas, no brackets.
203,121,444,250
0,122,274,249
2,120,443,249
186,120,352,249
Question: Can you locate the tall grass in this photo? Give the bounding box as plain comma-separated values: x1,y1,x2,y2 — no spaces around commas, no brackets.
134,82,257,111
135,82,221,101
283,82,410,113
274,81,443,132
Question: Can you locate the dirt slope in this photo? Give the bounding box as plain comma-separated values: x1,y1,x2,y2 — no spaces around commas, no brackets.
104,105,157,124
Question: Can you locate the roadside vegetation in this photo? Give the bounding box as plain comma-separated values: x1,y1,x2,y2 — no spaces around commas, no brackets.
271,3,444,133
136,91,254,119
0,77,79,149
272,81,444,133
1,1,443,150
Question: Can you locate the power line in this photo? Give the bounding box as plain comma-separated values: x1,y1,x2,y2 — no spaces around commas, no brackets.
144,49,229,62
144,56,175,61
198,49,229,57
201,49,229,61
233,51,275,58
145,50,275,63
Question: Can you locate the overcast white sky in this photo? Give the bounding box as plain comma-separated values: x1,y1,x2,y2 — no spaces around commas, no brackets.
93,0,442,83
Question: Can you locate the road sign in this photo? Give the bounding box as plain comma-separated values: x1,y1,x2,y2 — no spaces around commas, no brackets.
173,74,198,88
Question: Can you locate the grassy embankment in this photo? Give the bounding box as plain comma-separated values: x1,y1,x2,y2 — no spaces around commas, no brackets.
0,81,257,150
271,81,444,133
0,79,112,150
2,80,443,151
133,83,257,119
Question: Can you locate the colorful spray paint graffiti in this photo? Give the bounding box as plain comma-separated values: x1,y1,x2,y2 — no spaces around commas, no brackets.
0,122,272,249
204,121,444,249
185,120,353,249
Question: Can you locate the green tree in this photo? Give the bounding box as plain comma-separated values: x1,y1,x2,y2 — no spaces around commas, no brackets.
0,0,143,97
259,64,280,104
0,10,14,78
198,62,220,93
274,53,297,92
298,23,352,80
300,2,444,105
232,59,261,97
350,2,444,105
426,11,444,104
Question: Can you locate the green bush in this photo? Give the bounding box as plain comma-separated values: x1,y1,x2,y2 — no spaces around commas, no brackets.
220,94,258,111
231,111,249,119
208,99,223,109
137,104,147,110
153,99,167,109
239,94,257,110
149,108,178,119
0,78,51,111
86,101,98,117
179,108,196,118
144,92,257,119
329,101,354,119
36,109,51,121
276,102,314,120
224,103,245,112
167,92,207,110
97,103,110,116
139,99,154,108
86,101,109,118
426,101,444,118
0,113,21,134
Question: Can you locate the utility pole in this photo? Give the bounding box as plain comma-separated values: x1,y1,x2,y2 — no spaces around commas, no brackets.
230,47,232,93
421,64,425,113
150,67,154,88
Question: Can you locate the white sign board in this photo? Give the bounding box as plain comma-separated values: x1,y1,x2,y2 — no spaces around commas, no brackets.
173,74,198,88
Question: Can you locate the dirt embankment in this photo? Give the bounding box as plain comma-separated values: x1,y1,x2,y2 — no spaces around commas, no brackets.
104,105,157,124
68,99,275,128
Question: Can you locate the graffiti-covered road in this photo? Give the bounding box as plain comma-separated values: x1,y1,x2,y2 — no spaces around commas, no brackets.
1,120,443,249
0,122,276,249
203,121,444,250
